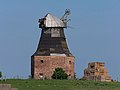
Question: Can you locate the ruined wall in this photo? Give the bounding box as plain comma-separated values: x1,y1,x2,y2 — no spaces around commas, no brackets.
84,62,111,82
31,56,74,79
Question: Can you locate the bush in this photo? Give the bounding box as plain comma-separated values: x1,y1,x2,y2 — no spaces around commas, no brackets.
52,68,68,80
74,72,77,80
0,72,2,78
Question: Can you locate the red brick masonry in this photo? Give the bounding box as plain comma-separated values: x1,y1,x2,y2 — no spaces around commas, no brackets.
31,56,74,79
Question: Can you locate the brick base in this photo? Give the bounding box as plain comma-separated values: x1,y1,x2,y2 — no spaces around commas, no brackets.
31,56,74,79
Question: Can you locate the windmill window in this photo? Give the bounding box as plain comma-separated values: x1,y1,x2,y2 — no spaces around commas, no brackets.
40,60,44,63
39,73,43,79
39,73,43,76
69,61,72,64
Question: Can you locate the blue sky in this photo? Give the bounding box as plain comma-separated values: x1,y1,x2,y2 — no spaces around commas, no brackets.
0,0,120,80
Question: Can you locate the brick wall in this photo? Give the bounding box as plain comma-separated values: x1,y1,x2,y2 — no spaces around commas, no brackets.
31,56,74,79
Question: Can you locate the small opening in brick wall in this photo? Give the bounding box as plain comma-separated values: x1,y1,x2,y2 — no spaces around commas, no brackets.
90,65,94,69
41,60,44,63
69,61,71,64
39,73,43,79
40,73,43,76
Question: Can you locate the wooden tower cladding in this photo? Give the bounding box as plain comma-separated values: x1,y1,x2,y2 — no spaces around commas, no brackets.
31,10,75,79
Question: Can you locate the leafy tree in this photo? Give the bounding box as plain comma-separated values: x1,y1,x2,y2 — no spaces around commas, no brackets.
0,72,2,78
52,68,68,80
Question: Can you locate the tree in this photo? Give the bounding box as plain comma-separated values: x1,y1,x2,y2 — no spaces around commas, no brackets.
0,72,2,78
52,68,68,80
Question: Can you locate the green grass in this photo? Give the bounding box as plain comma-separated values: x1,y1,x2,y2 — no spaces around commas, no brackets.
0,79,120,90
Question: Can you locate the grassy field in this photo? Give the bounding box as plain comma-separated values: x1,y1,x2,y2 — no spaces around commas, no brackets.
0,79,120,90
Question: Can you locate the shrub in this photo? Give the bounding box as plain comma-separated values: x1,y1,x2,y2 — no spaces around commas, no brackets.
52,68,68,80
0,72,2,78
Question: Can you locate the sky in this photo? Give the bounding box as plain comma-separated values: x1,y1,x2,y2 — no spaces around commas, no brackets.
0,0,120,80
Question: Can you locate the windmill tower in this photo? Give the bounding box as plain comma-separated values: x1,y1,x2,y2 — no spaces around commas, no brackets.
31,10,75,79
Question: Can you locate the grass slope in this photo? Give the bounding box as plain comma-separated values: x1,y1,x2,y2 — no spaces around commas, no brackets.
0,79,120,90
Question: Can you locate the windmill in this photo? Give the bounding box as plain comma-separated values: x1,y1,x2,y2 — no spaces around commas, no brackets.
31,9,75,79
